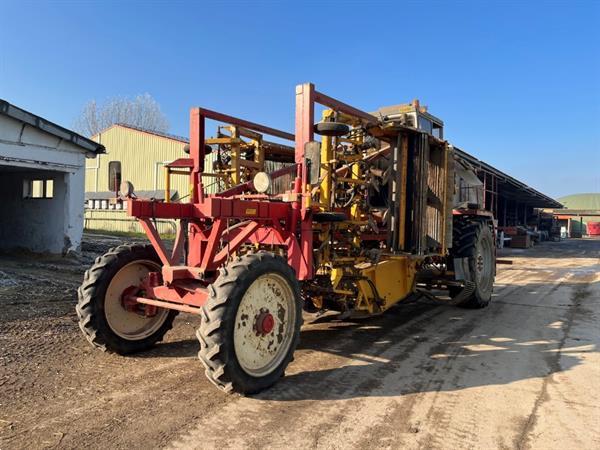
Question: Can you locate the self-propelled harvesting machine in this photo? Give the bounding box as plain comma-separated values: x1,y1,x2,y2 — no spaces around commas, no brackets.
77,84,495,394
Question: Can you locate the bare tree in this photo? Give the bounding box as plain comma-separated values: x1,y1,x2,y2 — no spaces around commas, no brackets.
74,93,169,137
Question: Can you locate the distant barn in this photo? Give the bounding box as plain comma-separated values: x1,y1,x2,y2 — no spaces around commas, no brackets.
85,124,191,234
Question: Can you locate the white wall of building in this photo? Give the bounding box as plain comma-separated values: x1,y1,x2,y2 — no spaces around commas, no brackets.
0,112,92,254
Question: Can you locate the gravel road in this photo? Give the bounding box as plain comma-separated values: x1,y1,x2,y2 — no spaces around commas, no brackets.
1,236,598,449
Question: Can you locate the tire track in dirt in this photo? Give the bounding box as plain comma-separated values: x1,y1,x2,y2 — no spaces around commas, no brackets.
515,267,600,450
0,309,231,449
170,304,451,449
421,280,570,449
171,246,583,449
172,262,556,450
3,237,599,449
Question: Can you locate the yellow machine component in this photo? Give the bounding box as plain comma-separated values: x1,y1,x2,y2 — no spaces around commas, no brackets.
330,267,344,290
163,124,277,201
398,134,409,248
356,257,417,313
164,167,193,203
349,151,361,220
319,109,335,209
312,97,454,319
197,124,296,193
204,125,267,189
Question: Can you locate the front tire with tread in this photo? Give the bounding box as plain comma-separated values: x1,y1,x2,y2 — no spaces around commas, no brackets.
197,251,302,395
77,244,177,354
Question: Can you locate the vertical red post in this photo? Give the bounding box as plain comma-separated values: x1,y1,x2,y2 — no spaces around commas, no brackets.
189,109,206,268
294,83,315,186
188,223,204,268
189,108,206,203
294,83,315,279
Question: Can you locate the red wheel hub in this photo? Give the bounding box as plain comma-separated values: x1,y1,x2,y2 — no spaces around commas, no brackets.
121,285,140,312
121,285,157,317
255,311,275,336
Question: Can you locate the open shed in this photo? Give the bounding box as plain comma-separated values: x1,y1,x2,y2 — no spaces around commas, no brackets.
454,147,563,226
0,100,104,254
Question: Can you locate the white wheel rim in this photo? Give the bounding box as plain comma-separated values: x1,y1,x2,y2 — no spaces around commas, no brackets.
104,260,170,340
233,273,296,377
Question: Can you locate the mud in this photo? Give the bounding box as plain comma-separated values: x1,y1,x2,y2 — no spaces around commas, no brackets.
1,236,598,449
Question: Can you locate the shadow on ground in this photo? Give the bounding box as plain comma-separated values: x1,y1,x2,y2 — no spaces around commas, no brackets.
259,278,596,401
138,276,597,402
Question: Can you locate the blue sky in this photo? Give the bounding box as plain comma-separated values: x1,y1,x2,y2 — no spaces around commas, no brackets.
1,0,598,198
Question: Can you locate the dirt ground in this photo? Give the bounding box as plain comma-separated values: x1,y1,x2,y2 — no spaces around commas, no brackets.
0,235,598,450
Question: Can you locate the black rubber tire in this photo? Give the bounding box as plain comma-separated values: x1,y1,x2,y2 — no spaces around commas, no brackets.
183,144,212,155
314,122,350,137
197,251,302,395
313,211,348,223
76,244,178,354
450,218,496,308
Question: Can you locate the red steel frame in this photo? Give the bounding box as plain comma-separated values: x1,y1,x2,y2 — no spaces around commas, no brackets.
126,83,375,313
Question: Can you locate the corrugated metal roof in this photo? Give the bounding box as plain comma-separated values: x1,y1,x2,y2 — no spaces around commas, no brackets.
556,193,600,210
95,123,189,143
0,99,105,154
454,146,563,208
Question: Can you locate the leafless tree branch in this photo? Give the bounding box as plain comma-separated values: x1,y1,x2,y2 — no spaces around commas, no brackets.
73,93,169,137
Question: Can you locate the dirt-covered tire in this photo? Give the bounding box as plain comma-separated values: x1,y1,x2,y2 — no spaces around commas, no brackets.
77,244,178,354
197,251,302,395
450,218,496,308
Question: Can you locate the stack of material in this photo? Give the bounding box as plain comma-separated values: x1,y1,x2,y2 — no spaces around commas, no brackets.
499,226,521,236
499,226,534,248
509,234,532,248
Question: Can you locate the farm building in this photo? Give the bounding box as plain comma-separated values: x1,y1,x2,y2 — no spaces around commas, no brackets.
545,193,600,237
0,99,104,254
85,124,191,234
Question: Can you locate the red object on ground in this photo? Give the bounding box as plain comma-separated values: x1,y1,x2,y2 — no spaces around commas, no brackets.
588,222,600,235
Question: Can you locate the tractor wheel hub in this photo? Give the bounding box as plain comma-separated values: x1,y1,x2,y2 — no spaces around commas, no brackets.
255,310,275,336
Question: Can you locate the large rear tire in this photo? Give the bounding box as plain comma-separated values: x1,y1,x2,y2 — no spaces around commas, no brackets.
197,251,302,394
450,218,496,308
77,244,177,354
